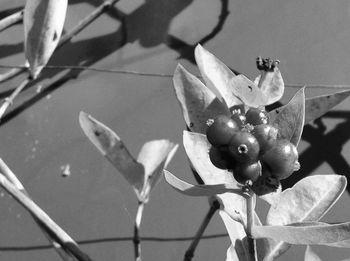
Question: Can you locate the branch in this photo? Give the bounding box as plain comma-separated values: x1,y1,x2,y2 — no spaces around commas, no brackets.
133,201,145,261
0,0,121,83
0,10,23,32
246,192,257,261
184,200,220,261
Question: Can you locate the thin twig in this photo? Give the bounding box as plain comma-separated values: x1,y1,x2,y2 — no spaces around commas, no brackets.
246,193,257,261
133,201,145,261
0,77,30,120
0,10,23,32
0,0,120,83
183,200,220,261
0,173,94,261
0,159,75,261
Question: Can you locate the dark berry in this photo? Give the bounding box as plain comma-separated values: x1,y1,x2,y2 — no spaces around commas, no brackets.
261,139,299,180
228,131,260,163
233,161,262,184
252,124,278,154
245,107,269,125
209,146,231,170
206,115,239,146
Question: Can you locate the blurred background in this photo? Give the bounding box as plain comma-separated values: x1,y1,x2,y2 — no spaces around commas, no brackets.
1,0,350,260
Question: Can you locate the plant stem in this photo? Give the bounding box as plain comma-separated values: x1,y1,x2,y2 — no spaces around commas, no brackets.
133,201,145,261
184,200,220,261
0,159,75,261
0,173,94,261
0,0,120,83
0,77,30,120
0,10,23,32
246,193,257,261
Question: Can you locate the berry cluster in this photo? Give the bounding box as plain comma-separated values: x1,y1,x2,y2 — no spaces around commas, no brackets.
206,107,300,194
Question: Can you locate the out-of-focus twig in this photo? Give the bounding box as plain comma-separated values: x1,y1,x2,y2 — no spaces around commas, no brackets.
0,0,120,83
0,172,94,261
0,10,23,32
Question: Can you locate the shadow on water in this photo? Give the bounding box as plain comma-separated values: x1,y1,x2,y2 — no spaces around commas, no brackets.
282,112,350,193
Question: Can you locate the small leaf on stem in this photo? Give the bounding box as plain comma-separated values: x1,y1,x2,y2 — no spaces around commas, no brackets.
251,221,350,245
79,111,144,191
305,89,350,124
164,170,242,197
268,87,305,146
173,64,230,133
24,0,68,78
194,44,242,108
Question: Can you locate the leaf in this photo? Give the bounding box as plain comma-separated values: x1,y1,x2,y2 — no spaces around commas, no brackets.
268,87,305,146
264,175,347,260
266,175,347,225
24,0,68,79
79,111,144,191
305,89,350,124
194,44,242,109
164,170,242,197
251,221,350,245
254,68,285,105
137,140,178,200
183,130,246,221
173,64,230,133
230,74,269,107
220,211,250,261
305,246,323,261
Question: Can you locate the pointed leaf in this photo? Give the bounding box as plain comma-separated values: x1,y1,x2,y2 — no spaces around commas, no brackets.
79,111,144,191
266,175,347,225
164,170,242,197
264,175,346,260
183,131,246,221
137,140,178,199
268,87,305,146
24,0,68,79
305,246,323,261
254,68,285,105
173,64,230,133
230,74,269,107
305,89,350,124
220,211,249,260
194,44,242,108
251,221,350,245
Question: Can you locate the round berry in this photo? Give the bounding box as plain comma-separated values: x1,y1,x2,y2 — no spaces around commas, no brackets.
228,131,260,163
252,124,278,154
209,146,231,170
206,115,240,146
245,107,269,125
261,139,299,180
233,161,262,184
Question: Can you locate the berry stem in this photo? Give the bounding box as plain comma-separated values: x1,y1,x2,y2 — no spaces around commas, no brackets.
246,191,258,261
183,200,220,261
133,201,145,261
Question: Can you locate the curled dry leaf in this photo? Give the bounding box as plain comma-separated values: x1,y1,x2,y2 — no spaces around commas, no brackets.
173,64,229,133
79,111,145,191
305,89,350,124
194,44,242,108
251,221,350,246
164,170,242,197
268,87,305,146
182,130,246,222
24,0,68,78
